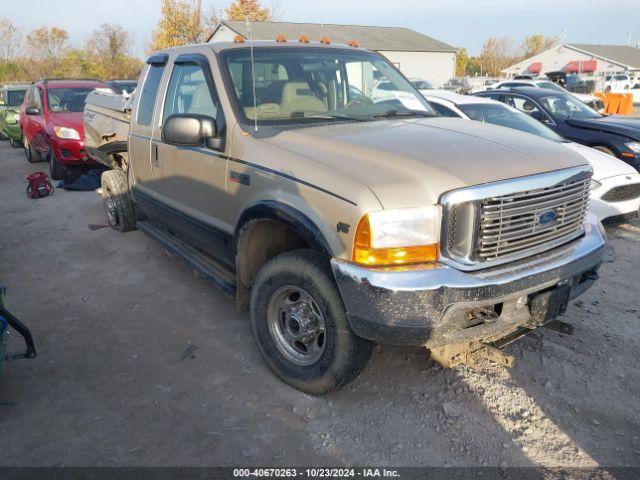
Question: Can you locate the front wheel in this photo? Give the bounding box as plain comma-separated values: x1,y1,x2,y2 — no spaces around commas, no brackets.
101,169,136,232
48,150,65,180
250,249,372,394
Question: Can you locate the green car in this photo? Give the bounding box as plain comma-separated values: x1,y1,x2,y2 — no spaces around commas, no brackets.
0,84,29,148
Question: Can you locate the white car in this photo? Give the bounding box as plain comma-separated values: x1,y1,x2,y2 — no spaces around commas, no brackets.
604,74,632,92
482,78,604,112
423,90,640,223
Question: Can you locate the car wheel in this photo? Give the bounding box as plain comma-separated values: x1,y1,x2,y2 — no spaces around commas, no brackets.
9,136,21,148
0,131,7,141
250,249,372,395
592,146,616,157
100,169,136,232
48,150,66,180
23,136,41,163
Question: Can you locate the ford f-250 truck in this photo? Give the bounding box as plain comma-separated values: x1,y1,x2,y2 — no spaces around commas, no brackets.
84,39,606,394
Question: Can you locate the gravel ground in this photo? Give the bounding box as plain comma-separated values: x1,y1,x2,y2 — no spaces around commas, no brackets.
0,141,639,467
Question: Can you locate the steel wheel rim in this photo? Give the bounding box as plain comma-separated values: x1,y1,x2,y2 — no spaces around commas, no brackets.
267,285,327,366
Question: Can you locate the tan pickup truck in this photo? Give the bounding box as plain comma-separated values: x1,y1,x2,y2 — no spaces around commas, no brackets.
84,40,605,394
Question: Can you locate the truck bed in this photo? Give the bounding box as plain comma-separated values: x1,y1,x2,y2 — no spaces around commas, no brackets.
83,91,132,168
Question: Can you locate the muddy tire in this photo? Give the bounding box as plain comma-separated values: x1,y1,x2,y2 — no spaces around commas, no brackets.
592,145,615,157
48,150,66,180
250,249,372,395
101,169,136,232
23,136,40,163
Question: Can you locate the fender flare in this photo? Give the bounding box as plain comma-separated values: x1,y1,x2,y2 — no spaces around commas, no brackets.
233,201,333,258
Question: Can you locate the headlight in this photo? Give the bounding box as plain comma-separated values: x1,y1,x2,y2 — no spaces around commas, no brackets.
590,179,602,191
53,126,80,140
625,142,640,154
353,206,441,266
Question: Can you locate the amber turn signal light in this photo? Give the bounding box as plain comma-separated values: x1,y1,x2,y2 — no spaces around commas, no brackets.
352,215,438,267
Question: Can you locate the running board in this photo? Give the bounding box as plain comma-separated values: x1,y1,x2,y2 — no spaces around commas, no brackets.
138,221,236,299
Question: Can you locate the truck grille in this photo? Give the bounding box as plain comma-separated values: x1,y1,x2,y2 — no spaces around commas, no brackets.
477,177,590,261
440,166,592,270
600,183,640,202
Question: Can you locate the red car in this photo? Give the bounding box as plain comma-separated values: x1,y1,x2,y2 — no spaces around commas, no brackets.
19,79,111,179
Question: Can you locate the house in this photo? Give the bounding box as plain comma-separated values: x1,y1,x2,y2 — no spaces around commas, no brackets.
503,43,640,78
206,20,457,88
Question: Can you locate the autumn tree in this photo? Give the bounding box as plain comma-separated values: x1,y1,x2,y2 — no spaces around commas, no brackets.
150,0,203,51
25,26,70,77
0,19,22,62
478,36,518,77
225,0,276,21
455,48,469,77
521,34,558,58
86,24,142,79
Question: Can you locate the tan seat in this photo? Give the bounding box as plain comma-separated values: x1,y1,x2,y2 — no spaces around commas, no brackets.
244,103,282,119
279,82,326,115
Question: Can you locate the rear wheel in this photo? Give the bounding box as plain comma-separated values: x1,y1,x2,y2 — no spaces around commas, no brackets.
250,249,372,394
48,150,66,180
9,136,21,148
23,136,41,163
592,145,615,157
101,169,136,232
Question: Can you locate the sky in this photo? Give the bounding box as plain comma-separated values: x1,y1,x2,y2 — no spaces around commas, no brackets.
4,0,640,57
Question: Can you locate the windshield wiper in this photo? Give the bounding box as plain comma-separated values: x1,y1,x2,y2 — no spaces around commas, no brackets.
291,113,368,122
370,109,437,118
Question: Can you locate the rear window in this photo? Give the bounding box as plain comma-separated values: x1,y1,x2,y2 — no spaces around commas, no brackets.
7,90,26,106
137,64,166,126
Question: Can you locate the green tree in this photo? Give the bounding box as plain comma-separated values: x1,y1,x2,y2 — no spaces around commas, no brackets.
150,0,203,51
521,34,558,58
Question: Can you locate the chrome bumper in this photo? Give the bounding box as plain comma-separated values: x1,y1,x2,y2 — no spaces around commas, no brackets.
331,213,606,347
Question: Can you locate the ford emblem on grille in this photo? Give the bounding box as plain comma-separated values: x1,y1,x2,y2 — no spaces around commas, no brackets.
538,210,557,225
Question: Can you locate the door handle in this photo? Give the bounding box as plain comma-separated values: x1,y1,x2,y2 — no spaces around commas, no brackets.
152,142,159,168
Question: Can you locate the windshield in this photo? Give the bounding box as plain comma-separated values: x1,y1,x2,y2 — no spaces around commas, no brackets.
7,89,26,106
535,81,565,92
538,94,602,120
47,87,96,113
221,47,435,125
459,103,564,142
411,80,433,90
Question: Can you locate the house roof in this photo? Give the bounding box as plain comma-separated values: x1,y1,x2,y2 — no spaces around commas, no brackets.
207,21,457,52
567,44,640,69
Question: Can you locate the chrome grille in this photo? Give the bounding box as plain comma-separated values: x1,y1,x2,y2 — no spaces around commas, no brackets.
478,177,590,261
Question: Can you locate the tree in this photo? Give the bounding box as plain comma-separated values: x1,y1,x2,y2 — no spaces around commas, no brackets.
25,26,70,77
149,0,203,51
86,24,142,79
0,19,22,62
225,0,275,21
455,48,468,77
478,36,518,77
521,34,558,58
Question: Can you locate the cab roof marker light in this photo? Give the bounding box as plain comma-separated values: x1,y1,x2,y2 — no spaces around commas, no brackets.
233,35,245,44
298,35,310,44
348,40,359,48
275,34,287,43
320,37,331,45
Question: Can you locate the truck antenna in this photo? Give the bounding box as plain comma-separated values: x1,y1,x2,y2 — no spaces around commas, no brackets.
247,19,258,133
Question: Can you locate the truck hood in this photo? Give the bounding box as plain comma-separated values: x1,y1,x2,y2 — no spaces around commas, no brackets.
566,115,640,140
563,142,638,181
264,117,589,208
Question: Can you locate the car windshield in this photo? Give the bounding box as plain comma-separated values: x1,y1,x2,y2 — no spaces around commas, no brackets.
537,93,602,120
459,103,564,142
535,81,565,92
7,89,26,106
222,47,435,125
47,87,97,113
411,80,433,90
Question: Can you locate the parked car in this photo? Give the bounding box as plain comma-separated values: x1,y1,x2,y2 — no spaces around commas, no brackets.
84,41,604,394
409,78,434,93
475,87,640,171
483,78,604,111
425,90,640,223
0,84,29,148
442,77,472,94
19,79,112,179
106,80,137,95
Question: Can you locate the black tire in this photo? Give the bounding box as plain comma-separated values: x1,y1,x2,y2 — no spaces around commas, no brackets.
23,135,41,163
250,249,372,394
9,136,21,148
101,169,136,232
592,145,615,157
48,150,66,180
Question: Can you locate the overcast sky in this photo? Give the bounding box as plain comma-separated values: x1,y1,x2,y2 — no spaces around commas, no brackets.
4,0,640,57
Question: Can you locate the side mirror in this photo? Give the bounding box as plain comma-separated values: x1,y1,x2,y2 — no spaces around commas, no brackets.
25,106,40,115
162,114,219,149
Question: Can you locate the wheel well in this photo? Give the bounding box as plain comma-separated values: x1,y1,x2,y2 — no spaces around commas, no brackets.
235,219,311,311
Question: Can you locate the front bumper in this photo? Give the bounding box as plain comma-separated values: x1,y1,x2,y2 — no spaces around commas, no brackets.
51,138,96,165
590,175,640,223
331,213,606,347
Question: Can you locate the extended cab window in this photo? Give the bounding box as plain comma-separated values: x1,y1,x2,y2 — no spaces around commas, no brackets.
137,64,166,126
163,63,218,122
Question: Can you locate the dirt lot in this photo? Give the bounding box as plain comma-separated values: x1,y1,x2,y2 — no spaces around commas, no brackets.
1,141,639,468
